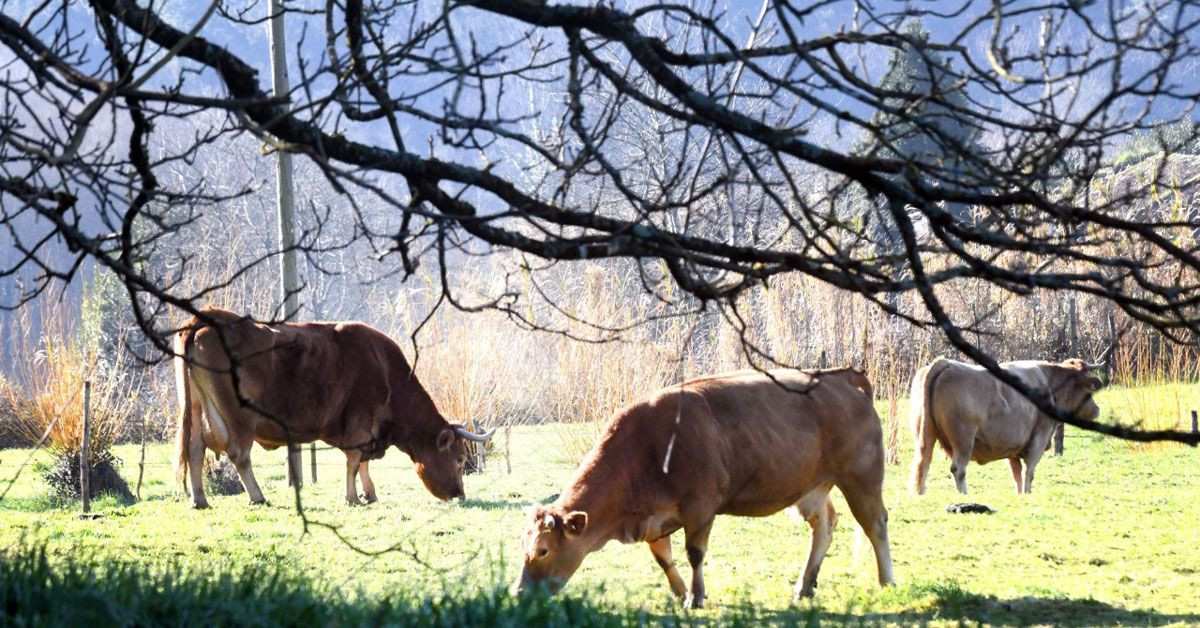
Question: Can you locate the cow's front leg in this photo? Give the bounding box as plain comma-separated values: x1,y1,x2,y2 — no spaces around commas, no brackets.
344,450,363,505
1008,458,1024,494
359,461,377,504
647,536,687,599
286,446,304,488
683,520,713,609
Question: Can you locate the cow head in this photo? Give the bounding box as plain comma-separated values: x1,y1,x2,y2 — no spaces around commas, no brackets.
1053,359,1105,421
412,424,495,501
510,504,590,596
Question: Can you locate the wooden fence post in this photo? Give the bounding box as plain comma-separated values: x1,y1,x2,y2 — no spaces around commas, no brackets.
1192,410,1198,434
80,380,91,514
135,410,146,500
1054,296,1078,456
504,425,512,475
310,442,317,483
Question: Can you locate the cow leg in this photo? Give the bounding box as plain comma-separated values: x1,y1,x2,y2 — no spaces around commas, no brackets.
647,536,687,599
359,461,377,504
286,446,303,488
344,450,363,506
187,427,209,509
682,520,713,609
1022,433,1052,494
942,421,978,495
228,444,267,505
1008,458,1025,494
794,487,837,600
840,480,895,589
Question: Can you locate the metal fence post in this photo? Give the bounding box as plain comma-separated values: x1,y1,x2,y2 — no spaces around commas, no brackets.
1192,410,1198,434
80,380,91,514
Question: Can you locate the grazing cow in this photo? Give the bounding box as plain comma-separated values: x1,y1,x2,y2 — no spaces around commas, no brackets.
512,368,893,608
174,307,495,508
909,358,1104,496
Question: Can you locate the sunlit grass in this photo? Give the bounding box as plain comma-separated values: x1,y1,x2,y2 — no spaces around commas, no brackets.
1,411,1198,625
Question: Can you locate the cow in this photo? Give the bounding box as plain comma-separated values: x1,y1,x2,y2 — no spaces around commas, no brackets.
909,357,1104,496
511,368,894,608
173,307,495,509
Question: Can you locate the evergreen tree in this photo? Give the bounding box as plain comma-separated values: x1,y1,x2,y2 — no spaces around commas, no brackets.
859,20,985,250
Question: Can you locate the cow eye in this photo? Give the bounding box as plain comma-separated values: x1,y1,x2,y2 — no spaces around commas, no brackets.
537,547,549,558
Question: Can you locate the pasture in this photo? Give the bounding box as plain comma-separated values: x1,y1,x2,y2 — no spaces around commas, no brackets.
1,388,1198,626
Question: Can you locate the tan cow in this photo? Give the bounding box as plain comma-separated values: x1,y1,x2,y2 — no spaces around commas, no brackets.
174,307,494,508
512,368,893,608
909,358,1104,495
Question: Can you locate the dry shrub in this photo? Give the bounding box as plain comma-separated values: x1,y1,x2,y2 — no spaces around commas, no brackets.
204,453,245,495
2,304,140,499
0,371,24,449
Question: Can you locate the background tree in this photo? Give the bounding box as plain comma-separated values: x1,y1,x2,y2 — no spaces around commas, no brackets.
0,0,1198,445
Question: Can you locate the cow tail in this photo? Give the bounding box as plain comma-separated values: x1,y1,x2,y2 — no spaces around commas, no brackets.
843,368,874,399
174,323,197,492
909,358,949,495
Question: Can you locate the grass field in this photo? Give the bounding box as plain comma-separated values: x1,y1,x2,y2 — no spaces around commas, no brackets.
1,387,1198,626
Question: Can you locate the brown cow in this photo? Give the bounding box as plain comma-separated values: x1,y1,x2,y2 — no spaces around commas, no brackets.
174,307,494,508
511,368,893,608
909,358,1104,496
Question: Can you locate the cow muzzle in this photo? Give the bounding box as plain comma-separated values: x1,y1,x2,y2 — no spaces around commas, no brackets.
510,573,562,597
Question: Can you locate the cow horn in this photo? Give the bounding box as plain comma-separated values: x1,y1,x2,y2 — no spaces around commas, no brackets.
455,426,497,443
1082,361,1106,371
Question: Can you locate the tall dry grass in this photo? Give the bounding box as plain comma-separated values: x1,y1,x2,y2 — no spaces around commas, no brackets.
2,304,142,464
1105,336,1200,451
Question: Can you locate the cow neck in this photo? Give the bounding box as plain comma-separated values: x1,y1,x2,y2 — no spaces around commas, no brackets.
390,377,451,457
556,444,647,550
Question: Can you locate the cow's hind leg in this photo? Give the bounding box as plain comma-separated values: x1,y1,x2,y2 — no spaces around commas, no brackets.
187,421,209,509
794,485,837,600
682,519,714,609
840,478,894,589
647,536,687,599
228,442,267,505
359,461,377,504
942,420,978,495
1008,458,1024,494
344,449,363,506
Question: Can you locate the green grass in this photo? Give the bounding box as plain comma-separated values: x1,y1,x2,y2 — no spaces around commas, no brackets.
0,386,1198,626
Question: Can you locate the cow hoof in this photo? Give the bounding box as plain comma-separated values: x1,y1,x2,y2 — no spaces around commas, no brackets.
684,594,704,609
191,502,210,510
361,494,378,504
793,588,815,602
346,498,363,507
249,499,268,506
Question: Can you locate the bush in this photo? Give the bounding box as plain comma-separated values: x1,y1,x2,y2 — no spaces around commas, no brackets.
43,449,133,502
1,303,141,499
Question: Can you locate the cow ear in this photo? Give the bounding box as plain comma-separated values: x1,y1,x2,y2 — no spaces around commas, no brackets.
437,429,456,452
563,511,588,537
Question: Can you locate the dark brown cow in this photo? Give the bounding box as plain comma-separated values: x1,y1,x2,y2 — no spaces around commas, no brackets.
909,358,1103,496
174,307,494,508
512,368,894,608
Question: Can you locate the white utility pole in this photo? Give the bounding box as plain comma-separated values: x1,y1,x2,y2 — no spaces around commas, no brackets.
268,0,299,321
